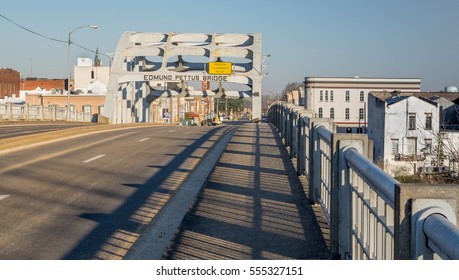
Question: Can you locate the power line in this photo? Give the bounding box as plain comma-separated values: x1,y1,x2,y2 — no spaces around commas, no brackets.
0,13,66,43
0,13,100,55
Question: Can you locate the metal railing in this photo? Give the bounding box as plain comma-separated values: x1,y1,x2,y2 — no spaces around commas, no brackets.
343,148,396,259
0,103,94,122
268,102,459,260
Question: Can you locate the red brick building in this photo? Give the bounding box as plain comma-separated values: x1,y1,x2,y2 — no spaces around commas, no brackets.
0,68,20,98
21,78,67,91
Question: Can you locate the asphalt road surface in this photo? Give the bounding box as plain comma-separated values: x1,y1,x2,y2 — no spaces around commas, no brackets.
0,124,229,259
0,123,91,139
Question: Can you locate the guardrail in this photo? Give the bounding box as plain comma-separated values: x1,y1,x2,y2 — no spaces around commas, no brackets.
268,102,459,260
0,103,94,122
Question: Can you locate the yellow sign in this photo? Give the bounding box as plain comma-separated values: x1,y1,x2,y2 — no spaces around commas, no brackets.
208,62,232,75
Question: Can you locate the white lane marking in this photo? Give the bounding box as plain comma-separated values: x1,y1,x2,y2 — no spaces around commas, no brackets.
139,138,150,142
168,130,176,133
83,154,106,163
0,195,10,201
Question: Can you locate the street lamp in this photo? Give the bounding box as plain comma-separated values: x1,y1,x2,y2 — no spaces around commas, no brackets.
67,24,98,121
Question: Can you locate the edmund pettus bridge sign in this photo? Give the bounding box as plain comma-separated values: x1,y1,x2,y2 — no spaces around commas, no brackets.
102,32,263,124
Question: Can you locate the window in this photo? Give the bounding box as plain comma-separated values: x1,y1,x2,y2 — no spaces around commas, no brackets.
330,90,334,101
345,91,350,102
83,105,92,115
320,90,323,102
360,91,364,102
345,108,350,120
407,137,417,155
325,91,328,101
359,108,364,120
409,113,416,130
424,139,432,154
91,70,95,79
425,114,432,130
318,108,323,118
330,108,335,119
391,139,399,155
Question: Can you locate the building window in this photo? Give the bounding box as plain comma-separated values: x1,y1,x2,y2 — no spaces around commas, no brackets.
425,114,432,130
345,91,350,102
360,91,364,102
359,108,364,120
325,90,328,101
330,108,334,119
424,139,432,154
318,107,323,118
330,90,334,101
409,113,416,130
320,90,323,102
345,108,350,120
407,137,417,155
392,139,399,155
83,105,92,115
91,70,95,79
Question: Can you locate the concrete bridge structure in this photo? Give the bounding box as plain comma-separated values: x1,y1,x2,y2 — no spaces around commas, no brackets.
102,32,263,124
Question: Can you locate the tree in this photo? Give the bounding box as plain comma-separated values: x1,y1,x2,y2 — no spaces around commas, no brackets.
216,98,244,115
282,82,302,97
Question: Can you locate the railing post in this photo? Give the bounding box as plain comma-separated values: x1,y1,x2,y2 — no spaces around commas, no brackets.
296,110,314,176
394,184,459,259
52,106,57,121
332,136,369,259
309,119,335,203
7,103,13,120
25,104,29,120
39,105,44,120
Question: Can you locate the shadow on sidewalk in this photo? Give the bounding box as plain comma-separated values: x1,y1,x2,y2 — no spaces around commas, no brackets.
162,123,330,260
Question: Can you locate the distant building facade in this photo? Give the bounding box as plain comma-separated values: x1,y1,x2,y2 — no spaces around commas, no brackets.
285,86,305,106
368,92,440,176
21,77,66,92
303,77,421,132
0,68,20,99
74,57,109,94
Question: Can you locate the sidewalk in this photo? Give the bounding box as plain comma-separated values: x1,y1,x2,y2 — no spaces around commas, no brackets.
162,122,330,260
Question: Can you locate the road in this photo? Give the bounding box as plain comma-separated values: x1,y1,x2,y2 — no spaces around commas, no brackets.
0,123,91,139
0,124,230,259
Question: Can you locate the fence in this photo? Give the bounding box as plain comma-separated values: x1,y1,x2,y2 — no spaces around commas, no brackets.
269,102,459,260
0,103,94,122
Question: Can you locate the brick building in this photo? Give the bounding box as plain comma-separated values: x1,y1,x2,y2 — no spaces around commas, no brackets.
21,78,67,91
0,68,20,98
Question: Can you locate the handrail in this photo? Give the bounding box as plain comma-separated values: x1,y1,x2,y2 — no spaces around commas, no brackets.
317,125,332,144
344,148,397,208
424,213,459,260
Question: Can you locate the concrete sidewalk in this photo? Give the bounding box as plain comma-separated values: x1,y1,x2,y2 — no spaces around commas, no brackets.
162,122,330,260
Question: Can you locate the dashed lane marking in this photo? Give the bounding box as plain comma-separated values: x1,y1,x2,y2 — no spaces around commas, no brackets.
0,195,10,201
83,154,106,163
139,138,150,142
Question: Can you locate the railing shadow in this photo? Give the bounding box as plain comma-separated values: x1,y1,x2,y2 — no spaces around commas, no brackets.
162,123,330,259
63,126,226,259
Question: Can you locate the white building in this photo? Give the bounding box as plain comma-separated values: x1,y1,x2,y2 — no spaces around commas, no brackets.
74,57,110,94
303,77,421,132
368,93,440,176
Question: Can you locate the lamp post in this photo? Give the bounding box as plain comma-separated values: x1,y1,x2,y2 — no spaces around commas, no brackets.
67,24,98,121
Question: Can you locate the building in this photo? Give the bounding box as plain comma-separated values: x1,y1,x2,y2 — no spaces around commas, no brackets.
21,77,66,92
74,57,110,94
0,68,20,99
303,77,421,132
285,86,305,106
368,92,440,176
25,93,105,116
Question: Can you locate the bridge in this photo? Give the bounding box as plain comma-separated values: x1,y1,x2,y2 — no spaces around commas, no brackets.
0,103,458,260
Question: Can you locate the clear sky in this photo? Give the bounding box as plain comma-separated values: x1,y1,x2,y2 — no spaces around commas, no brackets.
1,0,458,93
